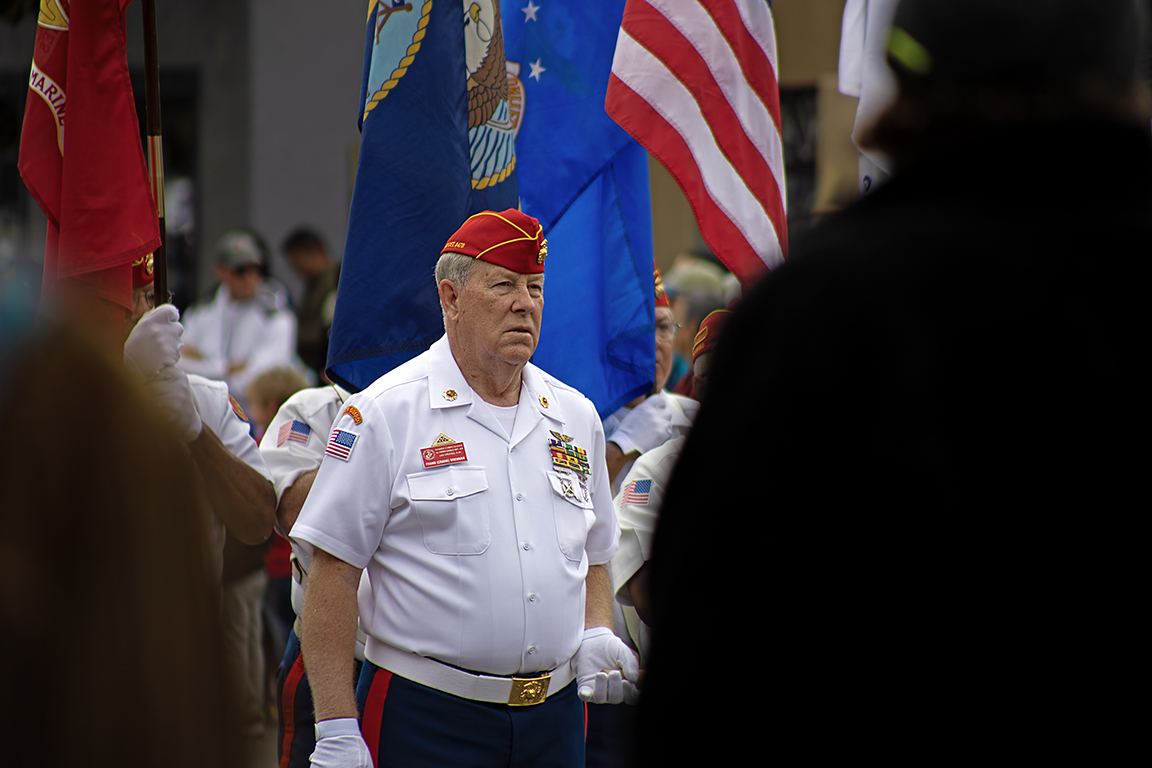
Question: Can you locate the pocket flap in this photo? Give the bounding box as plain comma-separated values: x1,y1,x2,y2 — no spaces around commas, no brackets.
408,467,488,501
547,471,593,509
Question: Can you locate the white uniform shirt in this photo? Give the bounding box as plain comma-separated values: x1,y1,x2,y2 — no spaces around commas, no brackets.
259,384,349,505
291,336,619,676
609,436,685,666
839,0,900,193
603,392,697,495
179,284,297,407
258,383,349,618
188,374,274,578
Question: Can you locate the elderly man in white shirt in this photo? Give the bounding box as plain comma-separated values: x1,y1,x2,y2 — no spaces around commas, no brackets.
291,209,637,768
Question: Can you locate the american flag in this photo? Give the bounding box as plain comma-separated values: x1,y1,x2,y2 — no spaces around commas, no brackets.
622,478,654,506
605,0,786,288
325,429,358,462
277,419,312,447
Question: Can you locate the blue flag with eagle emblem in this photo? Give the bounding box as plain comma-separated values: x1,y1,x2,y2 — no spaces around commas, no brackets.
501,0,656,418
327,0,521,392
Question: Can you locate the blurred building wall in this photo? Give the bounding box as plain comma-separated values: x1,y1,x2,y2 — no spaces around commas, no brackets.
0,0,363,304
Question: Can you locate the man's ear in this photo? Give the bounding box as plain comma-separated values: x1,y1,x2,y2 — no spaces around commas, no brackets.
438,279,461,324
213,264,229,284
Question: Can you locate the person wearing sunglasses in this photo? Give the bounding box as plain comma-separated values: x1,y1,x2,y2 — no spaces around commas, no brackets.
177,229,298,411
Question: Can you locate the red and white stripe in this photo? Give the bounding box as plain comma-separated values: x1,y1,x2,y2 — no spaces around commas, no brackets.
606,0,786,287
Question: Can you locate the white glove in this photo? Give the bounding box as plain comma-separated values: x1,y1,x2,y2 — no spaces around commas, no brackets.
609,392,675,456
124,304,183,377
574,626,641,705
310,718,372,768
148,365,203,442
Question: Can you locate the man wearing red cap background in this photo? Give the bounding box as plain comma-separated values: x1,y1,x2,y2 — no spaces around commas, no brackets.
602,265,698,492
608,307,731,668
291,209,637,767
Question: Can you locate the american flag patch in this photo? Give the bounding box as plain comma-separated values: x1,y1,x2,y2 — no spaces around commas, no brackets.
621,479,653,506
277,419,312,447
325,429,359,461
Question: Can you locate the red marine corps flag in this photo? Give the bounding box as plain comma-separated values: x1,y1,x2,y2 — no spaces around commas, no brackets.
19,0,161,349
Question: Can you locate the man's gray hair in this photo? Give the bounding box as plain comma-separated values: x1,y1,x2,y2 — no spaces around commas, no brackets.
435,252,480,328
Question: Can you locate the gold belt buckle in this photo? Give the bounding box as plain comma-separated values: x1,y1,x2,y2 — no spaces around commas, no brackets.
507,673,551,706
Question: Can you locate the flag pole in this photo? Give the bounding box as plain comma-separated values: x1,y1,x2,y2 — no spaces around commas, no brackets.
140,0,167,305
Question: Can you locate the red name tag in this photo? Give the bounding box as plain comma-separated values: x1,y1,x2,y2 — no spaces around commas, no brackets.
421,442,467,468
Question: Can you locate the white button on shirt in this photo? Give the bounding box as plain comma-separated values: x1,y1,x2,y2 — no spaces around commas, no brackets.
291,336,618,677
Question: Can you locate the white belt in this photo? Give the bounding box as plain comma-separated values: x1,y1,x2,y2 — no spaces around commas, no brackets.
367,640,575,707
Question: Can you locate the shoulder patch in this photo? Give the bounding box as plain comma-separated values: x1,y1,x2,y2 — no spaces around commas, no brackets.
229,395,249,422
621,479,653,505
277,419,312,447
325,429,359,461
343,405,363,424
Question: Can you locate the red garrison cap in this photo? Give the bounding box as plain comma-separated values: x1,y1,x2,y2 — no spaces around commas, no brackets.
132,253,155,289
654,264,670,308
692,308,733,364
442,209,546,274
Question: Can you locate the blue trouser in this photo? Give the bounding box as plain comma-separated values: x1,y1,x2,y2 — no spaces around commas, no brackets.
356,660,586,768
276,629,362,768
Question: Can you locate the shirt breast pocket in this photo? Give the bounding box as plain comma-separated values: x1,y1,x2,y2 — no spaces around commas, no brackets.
407,467,491,555
547,471,594,562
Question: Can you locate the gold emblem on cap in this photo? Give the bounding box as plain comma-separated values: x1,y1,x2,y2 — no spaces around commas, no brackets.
653,268,666,299
132,253,155,276
537,238,548,265
539,395,549,408
443,389,458,401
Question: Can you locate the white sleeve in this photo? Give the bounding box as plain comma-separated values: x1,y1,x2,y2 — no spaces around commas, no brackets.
290,392,392,571
584,402,621,567
610,437,684,603
838,0,867,97
189,376,273,483
258,388,339,503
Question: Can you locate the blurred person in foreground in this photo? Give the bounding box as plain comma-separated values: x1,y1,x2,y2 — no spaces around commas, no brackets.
0,321,243,768
636,1,1151,764
178,230,298,409
292,210,635,768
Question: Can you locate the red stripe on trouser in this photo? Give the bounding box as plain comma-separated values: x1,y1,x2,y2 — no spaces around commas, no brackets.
584,701,589,740
279,653,308,768
361,668,394,768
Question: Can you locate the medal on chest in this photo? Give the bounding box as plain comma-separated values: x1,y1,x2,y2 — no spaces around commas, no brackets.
421,433,468,468
549,431,591,501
